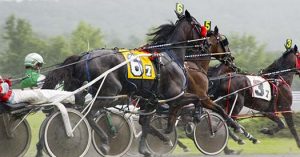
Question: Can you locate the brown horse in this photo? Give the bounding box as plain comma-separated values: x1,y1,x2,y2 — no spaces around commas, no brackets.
208,45,300,149
183,26,242,131
147,25,243,155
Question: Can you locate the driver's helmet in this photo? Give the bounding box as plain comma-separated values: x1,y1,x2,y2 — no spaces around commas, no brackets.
24,53,44,67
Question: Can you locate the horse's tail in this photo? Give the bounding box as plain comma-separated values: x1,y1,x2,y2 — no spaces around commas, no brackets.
42,55,82,89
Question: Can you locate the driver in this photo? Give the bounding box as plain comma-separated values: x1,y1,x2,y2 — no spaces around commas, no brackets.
0,53,87,106
21,53,46,89
0,76,84,105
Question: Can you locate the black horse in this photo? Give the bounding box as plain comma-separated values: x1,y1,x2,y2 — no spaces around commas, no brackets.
208,45,300,149
41,10,211,157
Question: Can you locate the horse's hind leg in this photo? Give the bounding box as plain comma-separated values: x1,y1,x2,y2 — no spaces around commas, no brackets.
282,111,300,148
177,140,190,152
86,113,110,155
228,128,245,145
148,123,172,145
200,98,243,133
260,113,285,135
35,133,44,157
240,127,260,144
138,113,153,157
165,93,199,134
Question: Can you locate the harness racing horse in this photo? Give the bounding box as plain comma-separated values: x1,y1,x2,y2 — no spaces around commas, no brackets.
209,45,300,149
184,26,241,129
41,10,212,157
176,32,251,154
150,26,241,155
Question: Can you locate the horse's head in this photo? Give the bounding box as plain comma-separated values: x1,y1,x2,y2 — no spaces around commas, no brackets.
149,10,205,49
170,10,205,42
285,45,300,76
263,45,300,76
208,55,241,77
206,26,231,60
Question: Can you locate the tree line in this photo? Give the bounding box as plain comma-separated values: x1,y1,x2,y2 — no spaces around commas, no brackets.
1,15,299,89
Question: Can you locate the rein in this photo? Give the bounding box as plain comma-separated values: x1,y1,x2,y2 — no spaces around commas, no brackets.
261,67,299,76
185,52,231,59
141,38,207,50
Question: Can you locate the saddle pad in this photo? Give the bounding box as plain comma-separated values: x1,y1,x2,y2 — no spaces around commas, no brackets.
246,75,271,101
120,49,156,80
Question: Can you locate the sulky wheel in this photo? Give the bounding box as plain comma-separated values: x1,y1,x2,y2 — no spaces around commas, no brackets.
146,116,177,156
92,111,133,157
193,112,228,155
44,108,91,157
0,114,31,157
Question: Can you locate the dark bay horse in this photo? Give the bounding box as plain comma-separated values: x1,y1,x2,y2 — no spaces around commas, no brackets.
208,45,300,149
41,10,208,157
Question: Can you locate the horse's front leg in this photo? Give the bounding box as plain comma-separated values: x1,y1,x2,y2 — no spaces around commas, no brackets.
35,132,44,157
282,111,300,148
164,104,181,134
260,113,285,135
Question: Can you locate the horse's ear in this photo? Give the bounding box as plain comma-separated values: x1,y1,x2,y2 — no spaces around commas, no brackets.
185,10,192,20
214,26,219,34
294,45,298,52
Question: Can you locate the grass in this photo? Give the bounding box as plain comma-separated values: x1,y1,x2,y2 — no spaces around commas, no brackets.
24,113,300,156
25,112,45,157
174,138,300,155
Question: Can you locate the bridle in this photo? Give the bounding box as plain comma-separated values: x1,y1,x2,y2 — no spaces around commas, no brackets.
220,55,241,73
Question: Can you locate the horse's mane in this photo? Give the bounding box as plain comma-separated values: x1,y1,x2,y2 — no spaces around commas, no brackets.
147,22,176,44
262,49,292,73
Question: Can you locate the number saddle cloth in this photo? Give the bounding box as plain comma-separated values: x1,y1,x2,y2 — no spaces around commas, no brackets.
120,49,158,96
245,75,271,101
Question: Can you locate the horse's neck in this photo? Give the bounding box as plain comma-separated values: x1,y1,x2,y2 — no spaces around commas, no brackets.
279,72,295,86
192,56,211,72
166,33,188,64
209,63,229,77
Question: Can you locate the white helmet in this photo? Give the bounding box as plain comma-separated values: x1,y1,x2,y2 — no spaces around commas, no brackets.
24,53,44,67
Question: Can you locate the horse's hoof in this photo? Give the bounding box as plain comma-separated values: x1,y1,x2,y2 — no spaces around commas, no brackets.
224,149,243,155
139,143,152,157
238,140,246,145
260,128,273,135
164,139,173,147
252,139,261,144
183,147,190,152
144,153,153,157
99,144,110,155
35,152,43,157
139,149,152,157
